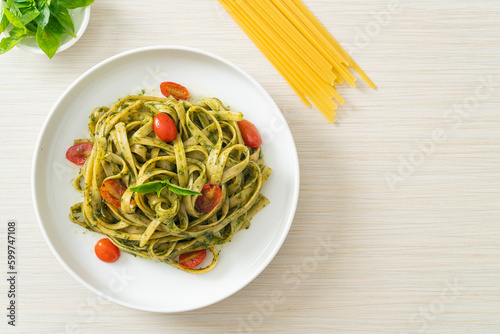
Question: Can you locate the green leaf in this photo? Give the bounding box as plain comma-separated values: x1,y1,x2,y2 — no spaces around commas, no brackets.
21,6,39,24
55,0,95,9
10,1,34,9
34,1,50,29
129,179,202,197
3,2,39,28
165,179,202,196
0,9,10,34
0,36,20,54
4,1,21,15
3,4,24,28
49,1,73,32
0,26,27,54
129,181,164,194
36,16,64,59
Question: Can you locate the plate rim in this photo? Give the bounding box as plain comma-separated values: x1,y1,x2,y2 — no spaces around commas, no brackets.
31,45,300,313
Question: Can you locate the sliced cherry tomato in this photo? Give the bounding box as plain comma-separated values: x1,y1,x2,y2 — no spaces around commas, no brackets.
238,120,262,149
100,180,128,208
154,113,178,143
95,238,120,263
195,183,223,213
66,142,93,165
179,249,207,269
160,81,190,101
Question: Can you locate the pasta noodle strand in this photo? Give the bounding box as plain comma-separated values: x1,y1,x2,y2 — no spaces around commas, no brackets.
219,0,376,123
70,95,272,273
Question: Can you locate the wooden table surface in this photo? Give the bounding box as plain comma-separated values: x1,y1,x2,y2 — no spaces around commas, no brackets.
1,0,500,333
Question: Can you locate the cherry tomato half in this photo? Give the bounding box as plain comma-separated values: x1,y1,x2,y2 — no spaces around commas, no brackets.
95,238,120,263
238,120,262,149
100,180,128,208
154,113,178,143
195,183,223,213
179,249,207,269
66,142,93,165
160,81,190,101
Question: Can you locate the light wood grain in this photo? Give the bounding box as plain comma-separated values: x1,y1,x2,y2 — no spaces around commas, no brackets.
1,0,500,333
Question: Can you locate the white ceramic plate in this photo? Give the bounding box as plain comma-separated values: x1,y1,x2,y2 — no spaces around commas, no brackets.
32,46,300,313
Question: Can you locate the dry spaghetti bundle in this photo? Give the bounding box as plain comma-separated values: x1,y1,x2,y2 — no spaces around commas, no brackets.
219,0,376,123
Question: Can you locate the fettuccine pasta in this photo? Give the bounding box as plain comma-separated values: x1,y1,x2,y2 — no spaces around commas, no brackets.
69,93,271,273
